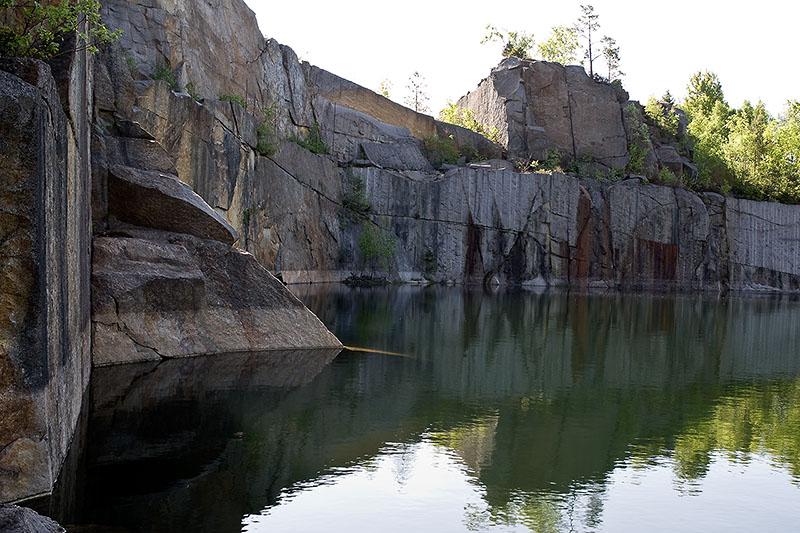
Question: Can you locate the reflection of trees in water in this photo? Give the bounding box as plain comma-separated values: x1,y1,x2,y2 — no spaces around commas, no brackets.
671,379,800,484
292,286,800,529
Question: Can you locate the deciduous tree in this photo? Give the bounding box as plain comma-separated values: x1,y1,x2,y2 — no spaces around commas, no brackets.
481,24,534,59
537,25,578,65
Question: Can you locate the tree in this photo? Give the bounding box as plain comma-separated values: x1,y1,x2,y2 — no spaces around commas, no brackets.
404,71,430,113
537,25,579,65
725,100,770,184
600,35,623,81
683,71,733,188
481,24,534,59
0,0,119,59
684,71,726,120
575,4,600,77
378,79,392,99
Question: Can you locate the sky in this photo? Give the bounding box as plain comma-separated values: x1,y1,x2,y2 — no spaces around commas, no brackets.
247,0,799,118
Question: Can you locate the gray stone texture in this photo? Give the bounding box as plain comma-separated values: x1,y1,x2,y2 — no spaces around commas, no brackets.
91,229,342,366
348,167,799,292
0,505,64,533
458,58,653,172
107,164,238,245
0,57,92,504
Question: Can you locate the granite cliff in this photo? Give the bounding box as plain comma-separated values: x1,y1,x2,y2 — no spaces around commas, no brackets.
1,0,799,513
96,0,798,292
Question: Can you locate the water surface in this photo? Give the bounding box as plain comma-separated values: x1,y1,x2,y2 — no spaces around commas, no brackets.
80,287,800,532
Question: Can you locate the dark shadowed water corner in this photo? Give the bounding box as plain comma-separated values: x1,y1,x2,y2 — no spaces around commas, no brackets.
72,286,800,532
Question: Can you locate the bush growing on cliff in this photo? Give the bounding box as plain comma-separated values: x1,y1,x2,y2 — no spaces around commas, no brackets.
0,0,119,58
623,103,651,174
422,135,460,167
151,60,178,91
342,169,370,219
255,103,278,157
439,102,500,144
289,122,330,155
359,223,395,271
220,92,247,110
645,97,679,137
185,81,201,102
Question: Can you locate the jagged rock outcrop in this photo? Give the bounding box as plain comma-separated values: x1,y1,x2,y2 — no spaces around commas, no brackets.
456,57,698,181
0,57,92,505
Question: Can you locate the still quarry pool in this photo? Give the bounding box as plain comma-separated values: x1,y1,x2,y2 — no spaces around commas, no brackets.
79,286,800,532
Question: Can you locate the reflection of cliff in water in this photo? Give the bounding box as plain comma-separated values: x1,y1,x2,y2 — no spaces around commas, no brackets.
80,288,800,531
297,286,800,495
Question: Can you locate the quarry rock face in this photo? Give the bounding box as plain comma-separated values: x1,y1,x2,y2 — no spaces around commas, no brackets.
0,58,92,504
2,0,800,511
95,0,799,293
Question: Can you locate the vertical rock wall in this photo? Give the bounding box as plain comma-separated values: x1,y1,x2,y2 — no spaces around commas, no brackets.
0,56,92,504
353,167,799,291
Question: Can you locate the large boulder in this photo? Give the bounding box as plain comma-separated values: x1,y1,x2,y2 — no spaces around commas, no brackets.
457,58,629,167
107,164,238,245
91,228,342,366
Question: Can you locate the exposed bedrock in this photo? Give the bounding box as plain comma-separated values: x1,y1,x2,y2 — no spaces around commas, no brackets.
352,167,799,291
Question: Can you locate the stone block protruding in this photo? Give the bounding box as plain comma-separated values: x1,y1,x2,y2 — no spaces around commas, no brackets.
107,164,238,245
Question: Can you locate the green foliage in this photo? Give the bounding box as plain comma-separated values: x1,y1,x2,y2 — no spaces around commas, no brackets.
121,48,136,69
0,0,119,59
481,25,534,59
342,169,371,219
623,103,651,174
185,81,201,102
378,79,392,98
684,71,725,120
682,71,800,203
683,73,733,189
438,102,500,143
151,60,178,91
289,121,330,155
423,248,437,276
255,103,279,157
359,223,395,270
219,92,247,110
537,25,578,64
657,167,678,184
645,97,679,136
422,135,460,166
600,35,623,81
529,149,565,172
241,206,257,227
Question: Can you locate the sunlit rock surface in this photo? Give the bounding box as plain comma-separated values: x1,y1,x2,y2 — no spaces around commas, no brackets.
92,229,342,366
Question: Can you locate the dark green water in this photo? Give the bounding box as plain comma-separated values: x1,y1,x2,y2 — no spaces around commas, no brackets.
79,287,800,532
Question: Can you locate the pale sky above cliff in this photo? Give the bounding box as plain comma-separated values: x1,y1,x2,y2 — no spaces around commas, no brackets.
249,0,798,118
